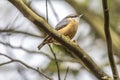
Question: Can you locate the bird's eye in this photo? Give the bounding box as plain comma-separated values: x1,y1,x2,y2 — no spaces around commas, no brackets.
74,15,77,17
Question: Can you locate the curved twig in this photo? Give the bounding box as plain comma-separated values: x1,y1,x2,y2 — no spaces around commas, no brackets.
0,53,52,80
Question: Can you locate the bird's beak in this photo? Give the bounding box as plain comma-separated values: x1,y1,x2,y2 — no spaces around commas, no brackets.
79,14,83,18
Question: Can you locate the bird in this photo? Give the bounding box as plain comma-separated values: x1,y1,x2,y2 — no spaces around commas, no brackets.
38,14,83,50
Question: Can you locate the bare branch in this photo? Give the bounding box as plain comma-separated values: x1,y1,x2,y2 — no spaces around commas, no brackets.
0,29,43,38
102,0,119,80
64,66,69,80
46,0,48,22
0,60,13,66
49,45,61,80
0,53,52,80
48,0,59,21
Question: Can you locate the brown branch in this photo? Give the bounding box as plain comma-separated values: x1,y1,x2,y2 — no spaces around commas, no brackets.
8,0,112,80
0,53,52,80
64,66,69,80
0,61,14,66
102,0,119,80
49,45,61,80
46,0,48,22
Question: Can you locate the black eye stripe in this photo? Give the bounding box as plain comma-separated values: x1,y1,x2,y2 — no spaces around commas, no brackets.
70,15,77,17
65,14,78,18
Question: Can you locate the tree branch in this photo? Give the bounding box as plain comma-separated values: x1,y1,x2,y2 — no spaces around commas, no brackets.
0,29,43,38
0,53,52,80
102,0,119,80
49,45,61,80
8,0,111,80
64,66,69,80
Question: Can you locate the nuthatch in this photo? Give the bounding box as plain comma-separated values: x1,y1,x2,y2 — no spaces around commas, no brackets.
38,14,83,50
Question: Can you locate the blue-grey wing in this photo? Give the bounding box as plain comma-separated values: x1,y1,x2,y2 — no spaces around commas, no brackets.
55,18,69,30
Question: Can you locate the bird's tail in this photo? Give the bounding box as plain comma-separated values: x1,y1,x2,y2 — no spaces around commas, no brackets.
38,35,50,50
38,42,46,50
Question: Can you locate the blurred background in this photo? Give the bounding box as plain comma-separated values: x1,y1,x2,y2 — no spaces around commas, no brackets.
0,0,120,80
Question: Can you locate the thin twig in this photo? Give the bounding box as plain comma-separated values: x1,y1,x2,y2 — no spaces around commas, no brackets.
0,41,79,63
64,66,69,80
45,2,61,79
0,53,13,60
0,61,13,66
102,0,119,80
0,41,39,53
46,0,48,22
0,53,52,80
49,45,61,80
48,0,59,21
0,29,43,38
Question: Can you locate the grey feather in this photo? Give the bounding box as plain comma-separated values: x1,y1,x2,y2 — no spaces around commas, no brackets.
55,18,69,30
55,14,79,30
